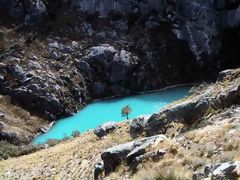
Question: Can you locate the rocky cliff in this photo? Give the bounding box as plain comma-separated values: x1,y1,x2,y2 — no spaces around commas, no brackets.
1,0,240,60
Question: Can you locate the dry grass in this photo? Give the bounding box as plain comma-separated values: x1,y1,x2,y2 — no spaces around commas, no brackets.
0,122,131,179
132,165,192,180
1,110,237,179
0,95,47,141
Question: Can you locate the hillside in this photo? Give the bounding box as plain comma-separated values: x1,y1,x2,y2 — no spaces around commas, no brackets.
0,0,239,145
0,0,240,179
0,69,240,179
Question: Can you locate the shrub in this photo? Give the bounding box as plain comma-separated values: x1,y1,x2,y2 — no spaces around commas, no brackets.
46,139,61,147
72,130,81,138
0,141,43,160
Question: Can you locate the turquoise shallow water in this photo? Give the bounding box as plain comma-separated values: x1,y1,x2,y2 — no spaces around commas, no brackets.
33,86,190,144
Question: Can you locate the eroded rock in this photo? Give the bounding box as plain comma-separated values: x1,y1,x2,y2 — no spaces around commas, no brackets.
101,135,166,174
93,122,117,138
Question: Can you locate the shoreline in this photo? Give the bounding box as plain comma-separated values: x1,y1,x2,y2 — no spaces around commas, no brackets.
93,83,196,102
32,83,195,144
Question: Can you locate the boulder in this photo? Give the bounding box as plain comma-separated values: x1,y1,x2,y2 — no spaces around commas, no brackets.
194,161,240,179
143,96,212,136
28,60,42,69
93,122,117,138
212,161,239,179
86,45,117,62
217,69,236,81
101,141,135,174
126,135,165,164
192,172,205,180
130,116,149,138
48,42,60,49
101,135,166,174
94,161,104,180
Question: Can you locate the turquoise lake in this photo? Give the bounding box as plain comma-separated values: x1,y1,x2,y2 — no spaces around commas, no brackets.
33,86,190,144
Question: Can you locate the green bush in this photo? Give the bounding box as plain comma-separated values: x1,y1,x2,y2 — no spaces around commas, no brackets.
72,130,81,138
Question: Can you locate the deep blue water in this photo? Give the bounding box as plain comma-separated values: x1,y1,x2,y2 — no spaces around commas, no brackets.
33,86,190,144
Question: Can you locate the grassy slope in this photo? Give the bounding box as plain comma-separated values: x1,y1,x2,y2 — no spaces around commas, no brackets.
0,70,240,179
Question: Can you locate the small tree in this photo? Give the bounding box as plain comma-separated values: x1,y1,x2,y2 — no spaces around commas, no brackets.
121,105,132,120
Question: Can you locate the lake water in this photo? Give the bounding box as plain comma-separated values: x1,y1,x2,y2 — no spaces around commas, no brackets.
33,86,190,144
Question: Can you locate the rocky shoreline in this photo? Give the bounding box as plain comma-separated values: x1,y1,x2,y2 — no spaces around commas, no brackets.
31,83,193,144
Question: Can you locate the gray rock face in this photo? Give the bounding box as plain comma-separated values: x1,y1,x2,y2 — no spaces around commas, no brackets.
0,131,21,145
93,122,117,138
82,45,139,97
101,135,166,174
212,162,239,179
0,0,46,24
135,70,240,137
110,50,138,83
1,0,239,63
193,161,240,180
24,0,46,25
70,0,240,59
130,116,149,138
217,69,238,82
144,97,210,136
28,60,42,69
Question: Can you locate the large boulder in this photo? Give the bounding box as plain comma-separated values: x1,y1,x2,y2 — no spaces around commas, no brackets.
144,97,211,136
101,135,166,174
85,45,117,63
193,161,240,179
130,116,149,138
212,161,240,179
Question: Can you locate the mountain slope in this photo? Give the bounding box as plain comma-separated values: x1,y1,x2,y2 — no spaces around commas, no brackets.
0,69,240,179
